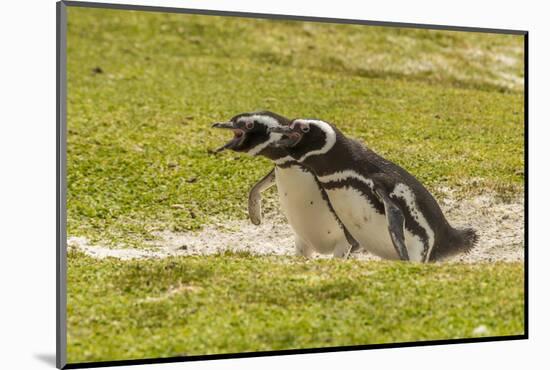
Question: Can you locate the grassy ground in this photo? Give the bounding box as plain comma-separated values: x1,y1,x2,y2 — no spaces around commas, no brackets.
67,250,524,363
67,8,524,246
66,7,525,364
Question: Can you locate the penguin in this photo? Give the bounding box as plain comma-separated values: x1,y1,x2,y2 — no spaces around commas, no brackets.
269,118,478,262
212,111,359,258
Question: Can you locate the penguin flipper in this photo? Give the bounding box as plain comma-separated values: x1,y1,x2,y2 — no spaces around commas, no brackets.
374,188,410,261
248,168,276,225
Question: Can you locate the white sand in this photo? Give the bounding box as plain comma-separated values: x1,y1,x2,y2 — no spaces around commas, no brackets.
68,189,524,264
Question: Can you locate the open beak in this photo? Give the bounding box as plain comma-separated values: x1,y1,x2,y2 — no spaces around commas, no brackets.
212,121,246,152
211,122,235,130
268,126,302,148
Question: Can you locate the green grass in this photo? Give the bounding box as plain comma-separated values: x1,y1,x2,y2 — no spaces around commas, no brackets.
65,7,525,364
67,8,524,246
67,250,524,363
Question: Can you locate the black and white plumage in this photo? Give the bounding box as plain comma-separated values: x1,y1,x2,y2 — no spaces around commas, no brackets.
269,118,478,262
212,111,358,258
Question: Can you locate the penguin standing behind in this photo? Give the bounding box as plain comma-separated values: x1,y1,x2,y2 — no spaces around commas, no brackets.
269,119,478,262
212,111,358,258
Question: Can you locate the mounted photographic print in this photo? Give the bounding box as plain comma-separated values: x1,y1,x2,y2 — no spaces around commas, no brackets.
56,1,527,368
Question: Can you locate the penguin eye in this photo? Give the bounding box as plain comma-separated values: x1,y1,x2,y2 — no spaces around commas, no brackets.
301,124,310,133
245,121,254,130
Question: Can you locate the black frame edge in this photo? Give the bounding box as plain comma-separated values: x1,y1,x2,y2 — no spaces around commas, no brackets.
57,1,68,369
523,32,529,338
64,335,527,369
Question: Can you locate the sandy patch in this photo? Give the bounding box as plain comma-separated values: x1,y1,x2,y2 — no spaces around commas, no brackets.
438,191,524,263
67,236,174,260
68,191,524,263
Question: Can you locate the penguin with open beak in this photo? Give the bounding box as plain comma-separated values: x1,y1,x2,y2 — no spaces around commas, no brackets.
212,111,359,258
211,122,248,152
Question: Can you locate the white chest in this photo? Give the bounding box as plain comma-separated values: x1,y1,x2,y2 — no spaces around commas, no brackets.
274,166,346,254
325,187,399,259
325,186,427,261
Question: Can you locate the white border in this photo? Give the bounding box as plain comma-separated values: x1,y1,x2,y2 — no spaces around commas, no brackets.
2,1,547,369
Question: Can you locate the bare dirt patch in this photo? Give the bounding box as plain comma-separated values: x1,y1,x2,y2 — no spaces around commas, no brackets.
438,191,524,263
68,191,524,263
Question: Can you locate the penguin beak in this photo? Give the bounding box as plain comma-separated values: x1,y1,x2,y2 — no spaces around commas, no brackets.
268,126,289,134
212,121,246,152
211,122,234,130
268,126,301,148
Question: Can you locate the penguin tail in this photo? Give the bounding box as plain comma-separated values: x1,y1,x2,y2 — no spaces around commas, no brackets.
433,227,479,261
454,227,479,254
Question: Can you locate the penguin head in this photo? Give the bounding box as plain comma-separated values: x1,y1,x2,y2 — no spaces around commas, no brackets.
212,111,291,160
268,119,337,162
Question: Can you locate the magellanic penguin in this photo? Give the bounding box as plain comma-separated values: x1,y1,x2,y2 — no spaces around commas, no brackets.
269,119,478,262
212,111,359,258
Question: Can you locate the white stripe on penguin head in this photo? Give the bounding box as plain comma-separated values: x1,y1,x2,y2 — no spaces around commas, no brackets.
240,114,283,156
293,119,337,162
